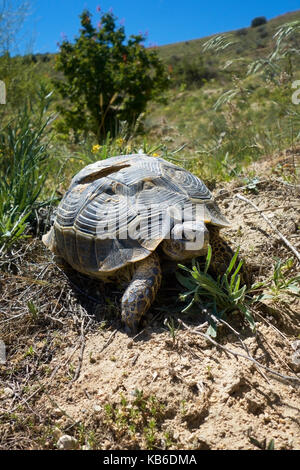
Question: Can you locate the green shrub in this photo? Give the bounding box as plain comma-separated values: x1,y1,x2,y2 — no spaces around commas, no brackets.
176,247,255,337
54,9,169,142
251,17,267,28
168,56,215,89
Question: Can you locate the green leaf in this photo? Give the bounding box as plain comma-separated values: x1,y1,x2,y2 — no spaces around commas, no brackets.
206,324,217,338
267,439,275,450
286,284,300,295
225,248,240,276
175,272,197,290
239,305,256,331
204,245,212,274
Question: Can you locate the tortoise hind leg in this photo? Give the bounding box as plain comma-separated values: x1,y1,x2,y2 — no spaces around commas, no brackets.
121,252,162,333
209,226,249,285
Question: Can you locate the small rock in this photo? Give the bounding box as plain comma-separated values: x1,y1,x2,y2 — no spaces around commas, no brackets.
127,339,134,349
289,350,300,372
222,373,246,396
57,435,78,450
52,407,64,418
291,340,300,351
152,371,158,382
82,444,91,450
289,341,300,371
93,404,102,412
2,387,14,398
52,427,63,440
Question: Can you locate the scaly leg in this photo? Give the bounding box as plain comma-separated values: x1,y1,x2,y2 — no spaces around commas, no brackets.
121,252,162,333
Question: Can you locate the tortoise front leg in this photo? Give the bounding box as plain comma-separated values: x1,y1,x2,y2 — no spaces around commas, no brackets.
121,252,162,333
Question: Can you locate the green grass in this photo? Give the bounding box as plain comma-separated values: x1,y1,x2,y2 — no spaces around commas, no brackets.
177,249,300,338
0,95,56,253
145,16,300,181
176,246,256,337
103,390,168,449
252,257,300,304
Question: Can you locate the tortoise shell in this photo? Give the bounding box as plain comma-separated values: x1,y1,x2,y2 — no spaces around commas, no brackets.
43,154,229,275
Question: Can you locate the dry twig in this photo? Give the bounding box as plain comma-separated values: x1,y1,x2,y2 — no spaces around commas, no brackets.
70,319,86,383
178,319,300,385
236,193,300,263
210,314,270,383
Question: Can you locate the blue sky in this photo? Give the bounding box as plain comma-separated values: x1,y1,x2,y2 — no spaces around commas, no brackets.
19,0,300,54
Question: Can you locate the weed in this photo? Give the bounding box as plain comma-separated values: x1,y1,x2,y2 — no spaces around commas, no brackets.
144,417,157,448
247,428,275,449
243,176,261,193
103,390,167,449
0,92,56,254
176,246,256,336
27,301,39,320
164,317,180,345
252,257,300,304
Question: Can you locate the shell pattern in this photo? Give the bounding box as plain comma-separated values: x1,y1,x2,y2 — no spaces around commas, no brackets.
45,154,229,276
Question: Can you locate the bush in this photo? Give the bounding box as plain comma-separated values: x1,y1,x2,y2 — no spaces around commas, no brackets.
54,9,169,142
235,28,248,36
251,16,267,28
0,91,54,253
168,56,215,89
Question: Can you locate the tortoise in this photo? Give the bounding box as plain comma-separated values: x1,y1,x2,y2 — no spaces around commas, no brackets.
43,154,235,333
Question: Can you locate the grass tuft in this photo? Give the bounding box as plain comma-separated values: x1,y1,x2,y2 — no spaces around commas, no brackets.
176,246,256,336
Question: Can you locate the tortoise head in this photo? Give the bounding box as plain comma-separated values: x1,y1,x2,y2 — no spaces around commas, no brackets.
161,221,210,261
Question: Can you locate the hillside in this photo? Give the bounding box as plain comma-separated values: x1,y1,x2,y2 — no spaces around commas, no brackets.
158,10,300,70
2,9,300,110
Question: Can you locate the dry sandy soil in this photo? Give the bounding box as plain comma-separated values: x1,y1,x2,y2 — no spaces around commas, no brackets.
0,149,299,450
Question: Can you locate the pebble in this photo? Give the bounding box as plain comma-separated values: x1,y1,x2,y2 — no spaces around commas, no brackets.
57,435,78,450
2,387,14,398
289,340,300,372
245,391,265,414
291,340,300,351
82,444,91,450
289,350,300,372
52,407,64,418
52,427,63,440
93,404,102,412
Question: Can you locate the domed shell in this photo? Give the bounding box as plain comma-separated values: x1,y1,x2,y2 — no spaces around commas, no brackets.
43,154,229,276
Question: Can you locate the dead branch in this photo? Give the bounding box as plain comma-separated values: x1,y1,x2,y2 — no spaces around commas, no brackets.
210,314,270,383
178,319,300,385
236,193,300,263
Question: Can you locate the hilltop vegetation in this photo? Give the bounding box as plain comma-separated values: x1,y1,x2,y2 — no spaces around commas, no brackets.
158,10,300,80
